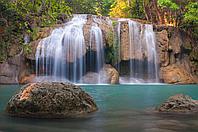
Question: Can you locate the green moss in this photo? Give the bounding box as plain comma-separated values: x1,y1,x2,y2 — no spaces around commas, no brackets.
183,41,192,50
112,20,118,27
105,30,119,65
22,43,32,56
189,47,198,70
31,27,39,41
106,30,114,46
190,48,198,61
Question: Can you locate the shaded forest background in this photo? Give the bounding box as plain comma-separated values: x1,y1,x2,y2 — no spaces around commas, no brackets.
0,0,197,62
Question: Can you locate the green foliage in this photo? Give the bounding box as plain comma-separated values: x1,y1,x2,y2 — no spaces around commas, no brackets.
109,0,145,19
0,1,23,62
129,0,145,19
158,0,179,11
109,0,131,18
106,30,114,47
184,2,198,24
22,44,32,55
0,0,71,62
100,0,115,16
105,30,119,65
31,27,39,41
68,0,98,14
112,20,118,27
8,0,72,27
179,2,198,39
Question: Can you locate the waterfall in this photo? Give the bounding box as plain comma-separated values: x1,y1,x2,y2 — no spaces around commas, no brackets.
35,14,87,83
116,22,121,73
35,14,158,84
118,19,159,83
144,24,159,82
89,25,105,83
35,14,106,83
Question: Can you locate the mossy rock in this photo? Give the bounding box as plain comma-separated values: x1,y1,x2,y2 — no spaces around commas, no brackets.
6,82,98,118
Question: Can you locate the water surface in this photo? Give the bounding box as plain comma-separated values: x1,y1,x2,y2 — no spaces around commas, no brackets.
0,84,198,132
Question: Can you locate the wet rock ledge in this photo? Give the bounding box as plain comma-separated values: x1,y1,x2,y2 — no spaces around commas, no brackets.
6,82,98,118
157,94,198,113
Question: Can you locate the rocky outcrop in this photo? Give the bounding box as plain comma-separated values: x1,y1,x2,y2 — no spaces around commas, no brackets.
160,64,196,84
155,26,198,84
157,94,198,113
25,40,40,60
83,15,114,51
103,64,119,84
120,21,130,60
81,65,119,84
155,30,169,67
6,82,98,118
19,74,36,84
0,52,25,84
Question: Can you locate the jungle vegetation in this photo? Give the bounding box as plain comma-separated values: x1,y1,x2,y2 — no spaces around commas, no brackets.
0,0,197,62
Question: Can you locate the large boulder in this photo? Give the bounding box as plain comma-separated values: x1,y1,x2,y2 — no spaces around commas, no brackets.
6,82,98,118
157,94,198,113
80,65,119,84
103,64,119,84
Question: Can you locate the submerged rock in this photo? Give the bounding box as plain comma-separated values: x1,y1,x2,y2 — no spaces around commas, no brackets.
157,94,198,113
6,82,98,118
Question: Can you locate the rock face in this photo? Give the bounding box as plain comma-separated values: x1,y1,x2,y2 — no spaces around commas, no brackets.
158,94,198,113
103,64,119,84
160,64,195,84
83,15,113,51
120,21,130,61
155,27,198,84
155,30,169,67
6,82,98,118
81,65,119,84
0,52,25,84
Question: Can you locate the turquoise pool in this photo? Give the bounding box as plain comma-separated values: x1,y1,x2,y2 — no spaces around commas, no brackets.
0,84,198,132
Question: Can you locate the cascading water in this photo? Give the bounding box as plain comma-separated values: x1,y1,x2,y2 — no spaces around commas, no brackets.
35,14,158,84
89,24,105,83
35,14,106,83
118,19,159,83
144,24,159,82
35,14,87,83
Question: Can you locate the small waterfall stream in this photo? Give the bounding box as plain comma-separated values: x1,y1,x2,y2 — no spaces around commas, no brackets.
35,15,87,83
89,25,105,83
117,19,159,83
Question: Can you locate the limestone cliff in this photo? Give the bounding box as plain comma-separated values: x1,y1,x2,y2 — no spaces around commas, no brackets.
155,26,198,84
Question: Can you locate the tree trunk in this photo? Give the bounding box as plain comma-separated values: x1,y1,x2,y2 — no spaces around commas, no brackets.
143,0,150,21
152,0,164,24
